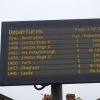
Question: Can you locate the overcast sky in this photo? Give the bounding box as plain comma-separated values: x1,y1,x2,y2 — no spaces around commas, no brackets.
0,0,100,100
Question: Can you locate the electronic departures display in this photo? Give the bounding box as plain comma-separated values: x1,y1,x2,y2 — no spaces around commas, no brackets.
1,19,100,85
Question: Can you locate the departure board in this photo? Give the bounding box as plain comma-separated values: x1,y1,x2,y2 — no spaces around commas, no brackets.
1,19,100,85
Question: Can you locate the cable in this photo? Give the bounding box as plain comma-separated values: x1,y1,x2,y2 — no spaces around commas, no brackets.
34,84,49,90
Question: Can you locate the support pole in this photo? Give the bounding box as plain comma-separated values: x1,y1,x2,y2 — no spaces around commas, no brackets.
51,84,62,100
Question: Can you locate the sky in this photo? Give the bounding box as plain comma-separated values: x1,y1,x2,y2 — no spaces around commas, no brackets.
0,0,100,100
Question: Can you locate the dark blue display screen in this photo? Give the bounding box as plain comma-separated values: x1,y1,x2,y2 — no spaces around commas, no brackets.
1,19,100,85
